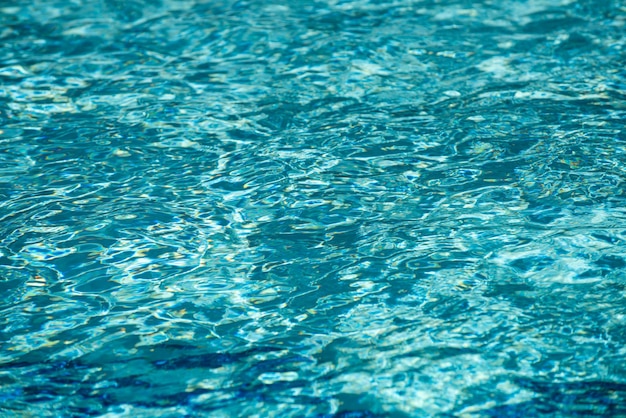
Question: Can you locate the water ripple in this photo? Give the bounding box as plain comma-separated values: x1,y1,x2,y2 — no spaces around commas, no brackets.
1,0,625,416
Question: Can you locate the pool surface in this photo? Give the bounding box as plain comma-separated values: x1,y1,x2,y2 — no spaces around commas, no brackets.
1,0,626,416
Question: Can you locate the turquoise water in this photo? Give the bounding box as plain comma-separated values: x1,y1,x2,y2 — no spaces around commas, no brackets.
1,0,626,416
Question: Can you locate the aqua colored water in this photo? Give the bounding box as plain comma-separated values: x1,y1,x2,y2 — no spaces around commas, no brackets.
1,0,625,416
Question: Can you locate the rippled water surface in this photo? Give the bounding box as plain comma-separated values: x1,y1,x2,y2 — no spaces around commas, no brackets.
1,0,626,416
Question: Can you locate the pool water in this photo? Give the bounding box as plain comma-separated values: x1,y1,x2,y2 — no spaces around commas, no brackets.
1,0,625,416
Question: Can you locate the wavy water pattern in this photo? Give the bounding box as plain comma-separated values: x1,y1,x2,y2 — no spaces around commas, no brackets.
1,0,625,416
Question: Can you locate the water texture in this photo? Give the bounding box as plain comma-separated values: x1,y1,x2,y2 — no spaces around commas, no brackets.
1,0,625,416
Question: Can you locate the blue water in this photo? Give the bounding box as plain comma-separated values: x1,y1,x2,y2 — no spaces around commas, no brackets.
1,0,626,416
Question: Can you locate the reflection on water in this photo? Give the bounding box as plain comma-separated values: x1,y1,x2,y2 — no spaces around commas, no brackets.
1,0,625,416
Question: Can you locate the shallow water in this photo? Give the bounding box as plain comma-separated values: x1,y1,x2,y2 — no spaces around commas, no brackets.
1,0,626,416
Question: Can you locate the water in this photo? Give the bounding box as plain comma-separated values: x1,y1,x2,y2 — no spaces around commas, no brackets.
1,0,625,416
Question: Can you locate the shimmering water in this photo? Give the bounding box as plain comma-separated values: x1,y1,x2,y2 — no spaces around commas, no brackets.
1,0,626,416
